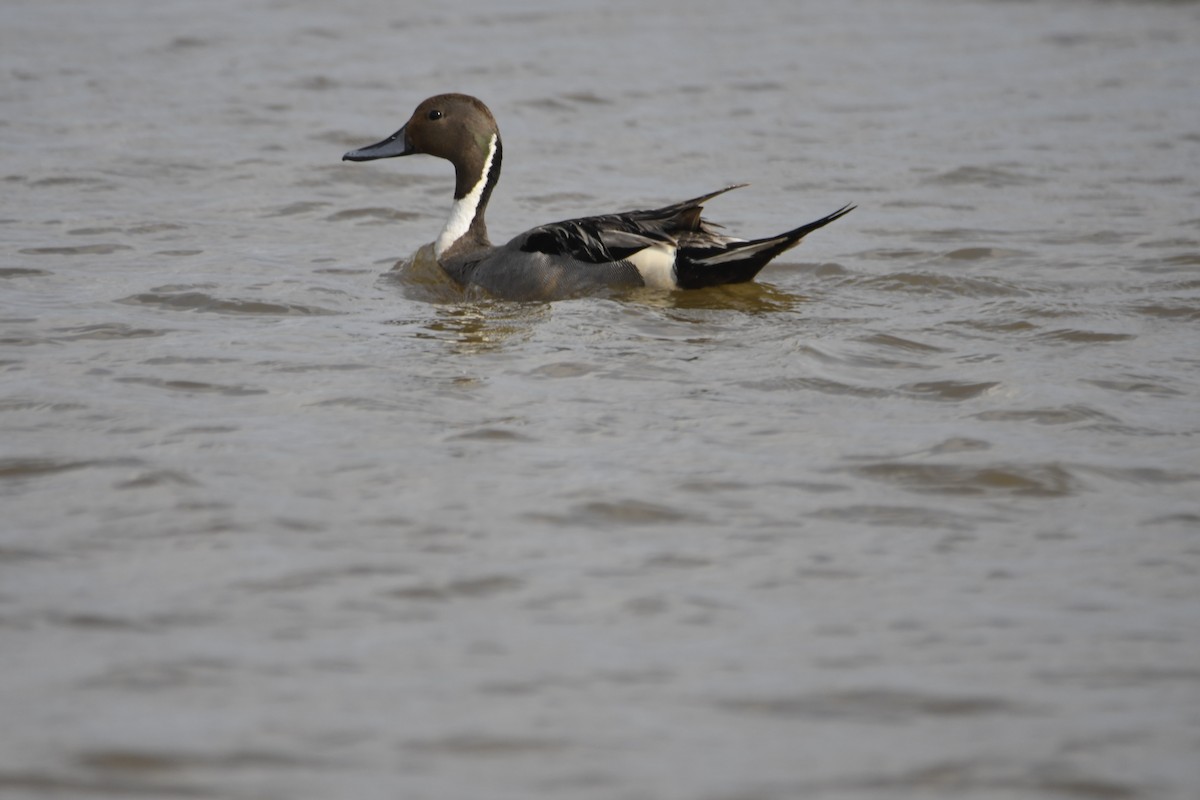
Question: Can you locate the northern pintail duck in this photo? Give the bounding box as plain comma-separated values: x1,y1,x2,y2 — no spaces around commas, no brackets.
343,94,853,300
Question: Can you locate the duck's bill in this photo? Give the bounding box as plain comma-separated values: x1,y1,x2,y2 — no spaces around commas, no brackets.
343,125,413,161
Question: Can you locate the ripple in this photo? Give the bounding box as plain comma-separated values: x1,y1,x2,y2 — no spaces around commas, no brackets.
0,457,143,481
575,499,700,525
929,437,992,454
325,207,421,223
240,563,413,592
118,291,337,316
1036,329,1135,344
642,553,713,569
115,469,200,489
125,223,185,235
142,356,237,366
77,747,323,772
45,610,211,632
528,361,597,378
742,376,893,398
850,271,1028,298
51,323,169,341
716,689,1030,721
856,247,932,261
974,405,1119,425
1075,464,1200,487
678,479,752,493
29,176,114,189
167,35,212,50
949,318,1038,334
403,733,567,756
1124,302,1200,322
115,377,268,396
528,499,702,527
0,458,88,479
19,243,132,255
0,267,51,278
67,226,121,235
1035,667,1200,690
0,398,88,413
900,380,1000,401
269,362,373,374
521,190,597,206
925,165,1048,187
816,759,1145,799
0,546,50,562
858,333,949,353
0,770,207,798
1037,229,1139,247
1083,377,1183,397
1142,512,1200,527
388,575,525,601
850,462,1078,497
809,504,993,531
939,246,1028,261
448,427,536,442
265,200,331,217
306,396,412,411
83,659,232,691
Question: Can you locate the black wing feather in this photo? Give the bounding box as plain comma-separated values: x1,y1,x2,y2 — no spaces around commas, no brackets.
517,185,747,264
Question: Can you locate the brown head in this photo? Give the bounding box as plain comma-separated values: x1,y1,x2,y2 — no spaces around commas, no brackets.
343,93,501,201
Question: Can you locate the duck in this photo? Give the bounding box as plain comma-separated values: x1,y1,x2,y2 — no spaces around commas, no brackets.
343,94,853,301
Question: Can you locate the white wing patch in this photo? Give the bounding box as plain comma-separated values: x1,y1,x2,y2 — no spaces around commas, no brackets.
627,242,678,289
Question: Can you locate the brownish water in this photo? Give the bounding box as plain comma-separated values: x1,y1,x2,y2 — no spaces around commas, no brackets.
3,0,1200,798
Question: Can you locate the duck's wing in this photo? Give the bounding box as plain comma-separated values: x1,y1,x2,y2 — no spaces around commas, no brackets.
513,184,748,264
515,221,669,264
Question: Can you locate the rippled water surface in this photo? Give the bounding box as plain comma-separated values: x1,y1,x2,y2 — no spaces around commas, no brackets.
3,0,1200,798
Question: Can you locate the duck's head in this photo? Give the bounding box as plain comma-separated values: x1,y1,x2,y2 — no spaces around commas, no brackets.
343,94,501,200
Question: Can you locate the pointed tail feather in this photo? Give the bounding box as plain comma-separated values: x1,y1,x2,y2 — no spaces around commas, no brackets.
625,184,749,223
675,204,855,289
776,203,856,248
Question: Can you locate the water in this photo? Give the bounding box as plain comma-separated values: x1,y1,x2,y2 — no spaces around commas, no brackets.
3,0,1199,797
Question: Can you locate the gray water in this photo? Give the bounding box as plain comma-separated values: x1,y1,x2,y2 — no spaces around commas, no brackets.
3,0,1200,798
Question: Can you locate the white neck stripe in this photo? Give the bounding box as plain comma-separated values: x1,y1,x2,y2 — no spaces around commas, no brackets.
434,134,497,258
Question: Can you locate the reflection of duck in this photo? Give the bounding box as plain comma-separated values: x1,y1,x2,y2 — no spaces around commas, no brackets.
345,94,853,301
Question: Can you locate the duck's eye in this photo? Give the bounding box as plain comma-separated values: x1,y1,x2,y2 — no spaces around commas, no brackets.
427,109,443,121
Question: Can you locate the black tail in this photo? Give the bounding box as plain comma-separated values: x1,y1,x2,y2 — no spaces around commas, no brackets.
674,204,855,289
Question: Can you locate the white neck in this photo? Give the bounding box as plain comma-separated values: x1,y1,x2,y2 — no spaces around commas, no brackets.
434,134,497,258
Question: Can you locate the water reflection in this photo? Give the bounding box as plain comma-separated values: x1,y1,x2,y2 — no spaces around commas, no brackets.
382,244,464,304
380,245,553,352
620,277,809,313
413,303,550,353
383,243,811,313
380,246,813,352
